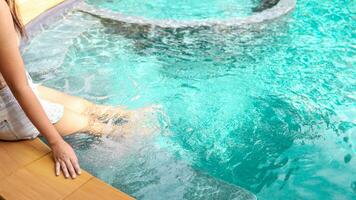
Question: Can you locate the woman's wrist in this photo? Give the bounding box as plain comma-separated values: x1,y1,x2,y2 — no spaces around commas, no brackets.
46,132,65,147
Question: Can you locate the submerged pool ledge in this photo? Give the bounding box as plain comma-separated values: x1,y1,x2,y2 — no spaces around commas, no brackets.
0,0,134,199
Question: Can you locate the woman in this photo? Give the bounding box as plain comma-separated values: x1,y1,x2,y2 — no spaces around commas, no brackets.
0,0,138,179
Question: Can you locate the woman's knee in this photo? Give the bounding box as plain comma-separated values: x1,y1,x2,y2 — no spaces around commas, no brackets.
66,96,93,114
54,108,90,136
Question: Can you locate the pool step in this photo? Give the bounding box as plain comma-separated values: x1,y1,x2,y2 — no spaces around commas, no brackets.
187,169,258,200
76,0,296,29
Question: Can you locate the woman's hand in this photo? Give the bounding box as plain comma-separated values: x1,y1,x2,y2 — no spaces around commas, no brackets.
50,139,81,179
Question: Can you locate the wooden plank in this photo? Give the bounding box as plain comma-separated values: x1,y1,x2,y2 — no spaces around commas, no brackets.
0,140,135,200
0,139,50,179
25,154,93,197
0,167,62,200
27,138,51,153
0,144,18,179
65,178,135,200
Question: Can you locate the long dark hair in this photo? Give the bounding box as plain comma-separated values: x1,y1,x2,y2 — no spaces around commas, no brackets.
5,0,26,37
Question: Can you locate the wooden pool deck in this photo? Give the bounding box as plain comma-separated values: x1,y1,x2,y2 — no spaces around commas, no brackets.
0,0,134,199
0,139,134,200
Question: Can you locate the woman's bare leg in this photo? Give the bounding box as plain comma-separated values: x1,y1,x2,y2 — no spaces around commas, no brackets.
37,86,132,136
37,85,128,119
54,108,111,137
38,86,162,136
37,85,93,114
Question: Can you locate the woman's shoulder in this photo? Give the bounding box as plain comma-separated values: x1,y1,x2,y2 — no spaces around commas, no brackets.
0,0,9,12
0,1,12,22
0,1,14,36
0,0,12,25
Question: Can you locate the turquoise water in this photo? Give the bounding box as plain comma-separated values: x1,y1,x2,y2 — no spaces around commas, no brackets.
22,0,355,199
85,0,259,20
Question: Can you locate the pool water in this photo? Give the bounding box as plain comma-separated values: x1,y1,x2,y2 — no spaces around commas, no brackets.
22,0,355,199
84,0,260,20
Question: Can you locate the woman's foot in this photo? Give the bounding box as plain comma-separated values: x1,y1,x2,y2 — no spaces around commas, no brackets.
82,104,165,138
106,105,164,138
82,104,130,123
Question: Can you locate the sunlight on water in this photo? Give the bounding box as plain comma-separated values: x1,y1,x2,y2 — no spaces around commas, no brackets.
22,0,355,199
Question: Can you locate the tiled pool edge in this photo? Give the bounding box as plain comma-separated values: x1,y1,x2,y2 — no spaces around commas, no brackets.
0,0,136,199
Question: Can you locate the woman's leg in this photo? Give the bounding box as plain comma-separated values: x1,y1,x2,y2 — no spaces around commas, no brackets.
53,107,110,137
53,105,160,137
37,86,161,136
37,85,128,118
53,108,88,136
36,85,93,114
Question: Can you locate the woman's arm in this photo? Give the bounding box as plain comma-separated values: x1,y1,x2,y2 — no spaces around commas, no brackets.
0,1,80,178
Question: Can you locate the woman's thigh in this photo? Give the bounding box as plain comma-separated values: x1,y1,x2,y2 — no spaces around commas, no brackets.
37,85,93,114
54,108,89,136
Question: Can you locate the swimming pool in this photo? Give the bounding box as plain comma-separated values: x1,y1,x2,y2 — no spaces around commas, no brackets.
22,0,355,199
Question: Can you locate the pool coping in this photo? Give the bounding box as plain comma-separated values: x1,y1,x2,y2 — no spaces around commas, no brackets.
0,0,134,199
77,0,296,28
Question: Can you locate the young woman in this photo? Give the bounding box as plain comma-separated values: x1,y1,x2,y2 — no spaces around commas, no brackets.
0,0,145,179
